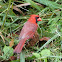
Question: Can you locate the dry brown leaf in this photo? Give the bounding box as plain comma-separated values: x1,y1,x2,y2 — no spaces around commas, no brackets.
13,3,43,7
9,39,14,47
10,56,16,60
14,3,30,7
12,2,43,16
40,37,50,41
25,31,39,48
39,37,50,48
13,6,24,15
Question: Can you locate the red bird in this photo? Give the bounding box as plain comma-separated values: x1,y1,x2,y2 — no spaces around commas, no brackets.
14,14,42,53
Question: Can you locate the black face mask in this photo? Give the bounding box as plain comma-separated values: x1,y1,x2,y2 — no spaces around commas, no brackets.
35,17,39,23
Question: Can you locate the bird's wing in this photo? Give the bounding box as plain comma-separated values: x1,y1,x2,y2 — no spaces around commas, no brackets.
19,21,37,40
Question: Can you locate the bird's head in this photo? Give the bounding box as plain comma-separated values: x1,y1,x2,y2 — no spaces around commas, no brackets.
28,14,42,24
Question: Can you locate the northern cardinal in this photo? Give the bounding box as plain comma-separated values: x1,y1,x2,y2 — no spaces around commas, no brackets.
14,14,42,53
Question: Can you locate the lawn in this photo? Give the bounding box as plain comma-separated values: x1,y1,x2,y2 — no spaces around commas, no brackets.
0,0,62,62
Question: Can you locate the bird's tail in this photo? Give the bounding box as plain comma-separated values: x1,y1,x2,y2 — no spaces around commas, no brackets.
14,38,26,53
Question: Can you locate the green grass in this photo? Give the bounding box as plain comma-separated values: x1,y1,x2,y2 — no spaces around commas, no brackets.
0,0,62,62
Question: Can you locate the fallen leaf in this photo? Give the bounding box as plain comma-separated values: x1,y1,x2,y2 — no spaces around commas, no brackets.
13,6,25,15
10,56,16,60
25,31,39,48
9,39,14,47
40,37,50,41
39,37,50,47
13,3,43,8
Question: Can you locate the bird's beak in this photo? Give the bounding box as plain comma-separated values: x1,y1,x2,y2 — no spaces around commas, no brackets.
37,17,42,21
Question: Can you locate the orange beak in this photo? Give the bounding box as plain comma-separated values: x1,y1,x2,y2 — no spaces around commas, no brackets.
37,17,42,21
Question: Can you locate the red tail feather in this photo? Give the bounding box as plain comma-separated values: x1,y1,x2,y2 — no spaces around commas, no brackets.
14,38,26,53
